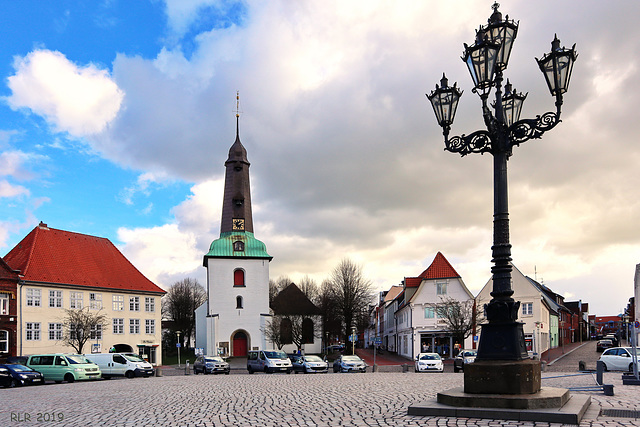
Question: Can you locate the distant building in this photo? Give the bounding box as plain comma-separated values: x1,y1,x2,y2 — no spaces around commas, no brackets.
0,258,20,359
3,223,166,364
196,116,272,357
269,283,322,354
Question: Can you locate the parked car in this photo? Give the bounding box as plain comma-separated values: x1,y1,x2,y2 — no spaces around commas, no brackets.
193,356,230,375
598,347,640,372
414,353,444,373
332,355,367,373
596,339,614,352
247,350,292,374
5,356,28,365
0,364,45,387
26,354,101,383
0,365,12,387
603,334,619,347
292,355,329,374
453,349,477,373
85,352,154,378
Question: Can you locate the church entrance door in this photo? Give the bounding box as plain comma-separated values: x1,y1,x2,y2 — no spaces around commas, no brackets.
232,331,248,356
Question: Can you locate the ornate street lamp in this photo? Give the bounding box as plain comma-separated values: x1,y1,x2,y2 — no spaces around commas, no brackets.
426,2,577,395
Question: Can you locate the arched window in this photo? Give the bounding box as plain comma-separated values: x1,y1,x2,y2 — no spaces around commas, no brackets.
234,269,245,287
302,318,314,344
280,318,293,344
236,296,243,309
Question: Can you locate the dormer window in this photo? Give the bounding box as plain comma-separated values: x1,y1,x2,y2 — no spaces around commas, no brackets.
233,241,245,252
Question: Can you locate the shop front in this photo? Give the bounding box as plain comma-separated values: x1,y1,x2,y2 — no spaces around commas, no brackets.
137,340,159,365
419,332,458,358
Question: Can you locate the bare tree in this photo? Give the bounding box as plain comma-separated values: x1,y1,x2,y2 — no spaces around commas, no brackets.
327,259,374,347
61,307,108,354
162,278,207,348
297,275,319,304
262,315,285,350
269,276,291,305
429,296,480,347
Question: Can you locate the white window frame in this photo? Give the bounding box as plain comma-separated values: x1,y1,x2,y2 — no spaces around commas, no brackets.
144,297,155,312
89,293,102,310
0,330,8,353
90,324,102,340
522,302,533,316
48,323,63,340
129,296,140,311
424,307,435,319
0,292,9,315
49,290,63,308
145,319,155,335
129,319,140,334
436,281,447,295
26,322,40,340
113,318,124,334
113,295,124,311
70,292,83,309
26,288,41,307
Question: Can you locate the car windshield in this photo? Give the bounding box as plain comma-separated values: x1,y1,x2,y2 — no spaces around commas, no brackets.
205,357,224,363
264,351,288,359
305,355,323,362
342,356,362,362
6,364,33,372
66,355,92,364
419,354,440,360
123,353,146,362
462,351,477,357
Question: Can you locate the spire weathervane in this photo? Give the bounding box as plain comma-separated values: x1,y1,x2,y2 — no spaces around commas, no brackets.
234,91,243,137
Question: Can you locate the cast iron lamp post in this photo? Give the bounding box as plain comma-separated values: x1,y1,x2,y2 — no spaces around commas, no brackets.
427,3,576,393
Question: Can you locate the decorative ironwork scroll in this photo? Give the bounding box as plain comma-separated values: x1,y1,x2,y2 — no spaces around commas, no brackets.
445,130,493,156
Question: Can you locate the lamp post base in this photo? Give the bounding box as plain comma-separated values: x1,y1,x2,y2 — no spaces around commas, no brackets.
464,359,541,394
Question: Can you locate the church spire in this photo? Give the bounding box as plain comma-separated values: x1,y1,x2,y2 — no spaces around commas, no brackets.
220,92,253,234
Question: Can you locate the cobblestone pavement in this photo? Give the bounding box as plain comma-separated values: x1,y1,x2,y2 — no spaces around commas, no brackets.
2,365,639,427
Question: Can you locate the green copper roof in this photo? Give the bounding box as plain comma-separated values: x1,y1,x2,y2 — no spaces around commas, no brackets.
204,231,272,260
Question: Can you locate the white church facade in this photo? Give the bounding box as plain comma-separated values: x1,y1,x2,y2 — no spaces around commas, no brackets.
195,110,272,357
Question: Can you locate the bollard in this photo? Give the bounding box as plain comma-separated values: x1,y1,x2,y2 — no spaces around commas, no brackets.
603,384,614,396
578,360,586,371
155,367,163,377
402,363,408,373
185,360,191,375
596,360,604,385
372,364,378,373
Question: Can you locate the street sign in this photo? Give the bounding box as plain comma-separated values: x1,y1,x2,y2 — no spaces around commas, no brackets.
635,321,639,329
176,343,181,348
374,337,382,345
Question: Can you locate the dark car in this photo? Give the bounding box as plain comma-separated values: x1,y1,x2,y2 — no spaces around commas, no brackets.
193,356,230,375
453,349,477,373
596,339,613,352
5,356,28,365
0,365,11,387
0,364,45,387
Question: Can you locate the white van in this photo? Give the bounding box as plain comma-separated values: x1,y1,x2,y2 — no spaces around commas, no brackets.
85,353,154,379
247,350,292,374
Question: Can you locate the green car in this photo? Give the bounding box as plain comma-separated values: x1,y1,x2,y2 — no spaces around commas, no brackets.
27,354,101,383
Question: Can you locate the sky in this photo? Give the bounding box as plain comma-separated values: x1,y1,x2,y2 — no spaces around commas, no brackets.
0,0,638,317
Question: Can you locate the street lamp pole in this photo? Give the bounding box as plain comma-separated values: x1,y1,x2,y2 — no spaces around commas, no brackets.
427,3,576,395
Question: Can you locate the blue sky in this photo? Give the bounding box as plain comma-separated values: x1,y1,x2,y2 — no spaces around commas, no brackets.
1,0,639,317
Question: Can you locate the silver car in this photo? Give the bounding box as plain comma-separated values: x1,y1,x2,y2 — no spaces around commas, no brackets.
333,355,367,373
292,355,329,374
193,356,230,375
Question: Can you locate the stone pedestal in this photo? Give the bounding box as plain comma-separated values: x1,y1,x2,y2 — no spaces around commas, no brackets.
464,359,541,394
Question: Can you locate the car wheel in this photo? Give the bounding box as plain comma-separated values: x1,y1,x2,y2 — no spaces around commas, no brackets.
64,373,75,383
10,379,19,388
629,363,634,373
602,363,608,372
453,366,459,373
247,367,253,374
204,369,209,375
125,371,135,379
225,371,230,375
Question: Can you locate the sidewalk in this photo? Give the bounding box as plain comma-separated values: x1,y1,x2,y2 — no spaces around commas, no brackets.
540,340,587,365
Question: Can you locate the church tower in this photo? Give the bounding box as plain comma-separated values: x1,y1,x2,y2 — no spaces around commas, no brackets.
201,94,272,357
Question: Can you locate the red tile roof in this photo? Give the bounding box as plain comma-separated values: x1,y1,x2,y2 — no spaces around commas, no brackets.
405,252,461,285
4,224,165,294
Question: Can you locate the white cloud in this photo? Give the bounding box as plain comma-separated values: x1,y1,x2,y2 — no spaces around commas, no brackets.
0,180,30,198
6,49,124,136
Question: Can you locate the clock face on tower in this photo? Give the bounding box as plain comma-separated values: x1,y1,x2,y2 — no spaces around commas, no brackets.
232,218,245,231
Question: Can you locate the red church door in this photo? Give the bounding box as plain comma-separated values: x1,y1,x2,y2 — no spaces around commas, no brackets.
233,331,248,356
